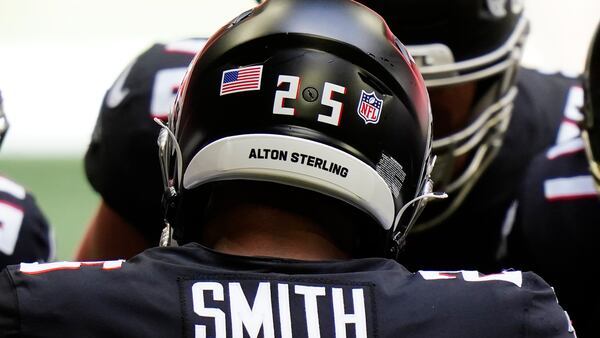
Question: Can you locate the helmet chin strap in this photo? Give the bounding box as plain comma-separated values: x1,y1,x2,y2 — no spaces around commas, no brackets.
393,190,447,233
391,155,448,248
154,118,183,191
389,188,447,257
154,118,184,247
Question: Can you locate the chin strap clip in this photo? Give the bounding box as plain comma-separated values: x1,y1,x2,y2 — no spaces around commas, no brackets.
155,118,183,247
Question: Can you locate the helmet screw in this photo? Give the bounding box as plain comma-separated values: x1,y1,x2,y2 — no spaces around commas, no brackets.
302,87,319,102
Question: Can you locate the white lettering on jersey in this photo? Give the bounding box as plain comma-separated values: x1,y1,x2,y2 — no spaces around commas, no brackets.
230,282,275,338
0,177,26,199
191,281,369,338
419,270,523,287
193,282,226,338
19,260,124,274
556,86,584,144
546,137,585,160
150,67,188,118
332,288,368,338
277,283,293,338
461,270,522,287
544,175,598,201
0,201,24,255
105,61,134,108
295,285,326,338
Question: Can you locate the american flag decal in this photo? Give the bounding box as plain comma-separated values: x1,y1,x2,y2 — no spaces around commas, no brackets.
220,65,263,96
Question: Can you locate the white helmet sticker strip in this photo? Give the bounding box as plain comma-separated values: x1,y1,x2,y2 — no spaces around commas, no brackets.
183,134,396,229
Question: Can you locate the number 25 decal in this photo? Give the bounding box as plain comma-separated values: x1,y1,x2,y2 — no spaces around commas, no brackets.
273,75,346,126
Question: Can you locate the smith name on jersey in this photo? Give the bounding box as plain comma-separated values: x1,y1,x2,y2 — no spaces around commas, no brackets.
0,244,575,337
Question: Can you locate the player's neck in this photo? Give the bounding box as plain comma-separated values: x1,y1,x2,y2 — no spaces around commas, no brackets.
201,204,351,261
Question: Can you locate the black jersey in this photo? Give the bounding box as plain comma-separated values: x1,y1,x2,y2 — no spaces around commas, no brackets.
0,176,52,269
84,38,208,244
506,137,599,337
0,243,575,337
399,69,581,273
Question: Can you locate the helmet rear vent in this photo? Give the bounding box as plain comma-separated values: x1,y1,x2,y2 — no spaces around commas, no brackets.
358,71,391,96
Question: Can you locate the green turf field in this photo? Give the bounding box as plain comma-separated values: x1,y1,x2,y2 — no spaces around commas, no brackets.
0,156,99,260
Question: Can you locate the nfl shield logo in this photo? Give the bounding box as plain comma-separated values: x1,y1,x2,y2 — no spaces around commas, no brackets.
357,90,383,124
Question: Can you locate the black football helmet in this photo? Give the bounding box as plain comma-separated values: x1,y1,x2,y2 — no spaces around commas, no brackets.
157,0,441,256
0,90,8,149
356,0,528,230
582,21,600,193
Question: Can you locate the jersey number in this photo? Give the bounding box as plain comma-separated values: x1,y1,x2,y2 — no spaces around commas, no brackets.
419,270,523,287
0,201,24,256
20,260,124,275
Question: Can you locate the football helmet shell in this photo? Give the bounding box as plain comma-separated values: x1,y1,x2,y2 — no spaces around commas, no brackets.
356,0,528,230
583,21,600,193
159,0,437,256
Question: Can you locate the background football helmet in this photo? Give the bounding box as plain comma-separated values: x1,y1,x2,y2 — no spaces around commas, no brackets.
0,90,8,149
158,0,439,256
356,0,528,230
582,21,600,193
